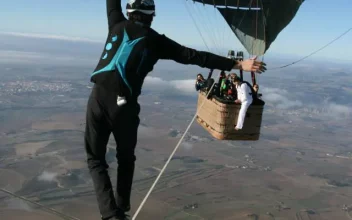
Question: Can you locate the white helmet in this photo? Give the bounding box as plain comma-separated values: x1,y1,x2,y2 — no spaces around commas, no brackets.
126,0,155,15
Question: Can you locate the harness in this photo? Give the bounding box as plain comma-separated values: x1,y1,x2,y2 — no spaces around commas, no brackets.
241,81,257,100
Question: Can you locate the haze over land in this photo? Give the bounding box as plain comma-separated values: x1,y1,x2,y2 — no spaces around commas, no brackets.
0,34,352,220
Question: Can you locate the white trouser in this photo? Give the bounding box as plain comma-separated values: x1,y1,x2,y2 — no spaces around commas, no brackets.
236,101,252,129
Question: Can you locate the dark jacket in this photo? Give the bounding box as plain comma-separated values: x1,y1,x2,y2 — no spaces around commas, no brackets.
91,0,238,101
195,80,206,91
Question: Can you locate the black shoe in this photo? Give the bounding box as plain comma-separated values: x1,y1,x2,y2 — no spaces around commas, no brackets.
102,209,129,220
113,213,130,220
119,205,130,212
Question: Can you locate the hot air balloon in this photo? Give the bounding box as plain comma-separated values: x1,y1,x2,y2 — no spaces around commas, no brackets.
192,0,305,140
191,0,305,55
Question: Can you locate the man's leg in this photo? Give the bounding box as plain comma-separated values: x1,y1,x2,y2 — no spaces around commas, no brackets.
112,107,140,212
84,94,118,219
236,101,251,129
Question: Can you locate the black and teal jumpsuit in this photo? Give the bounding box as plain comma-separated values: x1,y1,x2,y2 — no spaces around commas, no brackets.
84,0,238,219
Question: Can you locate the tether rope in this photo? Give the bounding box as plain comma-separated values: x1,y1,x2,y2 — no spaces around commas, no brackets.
132,81,217,220
269,27,352,70
0,188,80,220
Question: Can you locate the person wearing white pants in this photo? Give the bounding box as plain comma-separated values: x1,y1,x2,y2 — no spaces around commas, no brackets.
232,74,253,130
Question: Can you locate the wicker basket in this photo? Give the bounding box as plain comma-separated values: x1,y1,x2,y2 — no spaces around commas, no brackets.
196,91,265,140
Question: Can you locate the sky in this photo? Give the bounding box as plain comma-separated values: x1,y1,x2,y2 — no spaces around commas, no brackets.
1,0,352,62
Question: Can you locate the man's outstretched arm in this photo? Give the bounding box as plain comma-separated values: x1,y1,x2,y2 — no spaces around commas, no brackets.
106,0,126,31
158,35,266,73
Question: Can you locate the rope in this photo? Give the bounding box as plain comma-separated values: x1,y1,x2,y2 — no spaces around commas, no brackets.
132,3,221,218
183,0,211,51
132,82,217,220
132,2,253,217
192,3,221,55
0,188,80,220
269,27,352,70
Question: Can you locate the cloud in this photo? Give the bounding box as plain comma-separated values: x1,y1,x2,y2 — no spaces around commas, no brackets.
261,86,351,120
325,103,351,116
0,32,100,43
141,78,349,122
0,50,95,65
328,67,345,72
301,102,351,119
37,171,58,182
0,50,46,63
182,142,193,150
261,87,302,109
170,79,197,94
143,76,196,96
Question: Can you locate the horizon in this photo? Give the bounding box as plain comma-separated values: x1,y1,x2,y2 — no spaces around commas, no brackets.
1,32,352,73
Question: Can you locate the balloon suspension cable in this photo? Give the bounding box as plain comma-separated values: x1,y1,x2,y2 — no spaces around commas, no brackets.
0,188,80,220
269,27,352,70
182,0,211,51
250,0,259,86
132,81,217,220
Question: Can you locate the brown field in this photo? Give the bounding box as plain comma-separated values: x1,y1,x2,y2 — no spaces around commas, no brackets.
15,141,53,156
1,76,352,220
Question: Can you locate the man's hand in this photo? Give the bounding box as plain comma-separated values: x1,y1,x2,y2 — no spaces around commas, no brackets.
235,99,241,104
233,56,266,73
